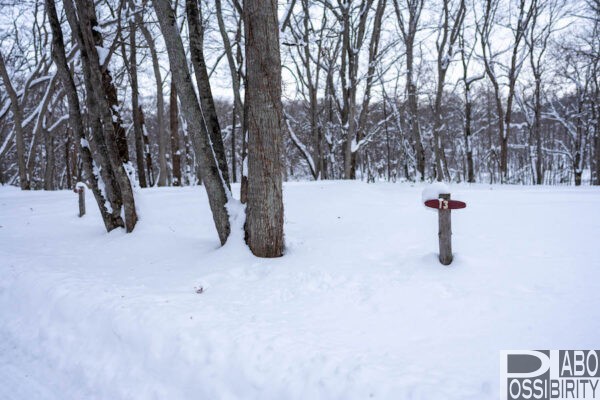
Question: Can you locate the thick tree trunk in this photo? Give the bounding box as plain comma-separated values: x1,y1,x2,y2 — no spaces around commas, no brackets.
244,0,285,257
170,81,182,186
152,0,231,244
0,54,30,190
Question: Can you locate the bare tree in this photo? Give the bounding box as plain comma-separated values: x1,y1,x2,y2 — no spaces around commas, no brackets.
431,0,465,181
458,23,484,183
137,5,169,187
478,0,535,183
393,0,426,180
125,5,149,187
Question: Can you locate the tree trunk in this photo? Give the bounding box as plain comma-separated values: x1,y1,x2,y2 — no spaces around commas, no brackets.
46,0,123,231
65,132,72,189
129,20,147,188
139,14,168,187
533,77,543,185
43,127,55,190
244,0,285,257
185,0,230,187
152,0,231,244
215,0,245,185
65,0,137,231
170,81,182,186
0,54,30,190
231,102,237,183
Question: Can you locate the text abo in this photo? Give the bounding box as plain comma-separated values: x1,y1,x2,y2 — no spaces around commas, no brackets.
501,350,600,400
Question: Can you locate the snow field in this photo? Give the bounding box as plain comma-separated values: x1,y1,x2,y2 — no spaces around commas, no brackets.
1,181,599,399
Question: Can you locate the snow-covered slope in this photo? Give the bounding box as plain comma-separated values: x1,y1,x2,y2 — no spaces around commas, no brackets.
1,182,599,399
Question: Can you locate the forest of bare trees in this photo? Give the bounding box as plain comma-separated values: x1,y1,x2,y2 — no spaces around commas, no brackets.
0,0,599,239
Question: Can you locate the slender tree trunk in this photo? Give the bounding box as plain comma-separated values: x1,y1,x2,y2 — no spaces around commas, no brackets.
231,103,237,183
464,91,475,183
140,108,154,186
594,104,600,185
244,0,285,257
215,0,245,185
139,15,168,187
65,132,72,188
129,20,147,187
43,127,55,190
407,59,425,181
152,0,231,244
0,54,30,190
170,81,182,186
533,76,543,184
240,105,249,204
186,0,230,187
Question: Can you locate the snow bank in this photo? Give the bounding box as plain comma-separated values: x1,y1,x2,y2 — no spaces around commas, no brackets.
1,183,599,399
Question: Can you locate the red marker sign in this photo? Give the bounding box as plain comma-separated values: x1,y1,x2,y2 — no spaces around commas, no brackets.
424,198,467,210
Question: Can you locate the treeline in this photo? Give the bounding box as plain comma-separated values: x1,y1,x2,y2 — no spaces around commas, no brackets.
0,0,599,193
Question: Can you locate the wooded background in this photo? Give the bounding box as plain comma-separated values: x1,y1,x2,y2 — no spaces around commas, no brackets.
0,0,598,191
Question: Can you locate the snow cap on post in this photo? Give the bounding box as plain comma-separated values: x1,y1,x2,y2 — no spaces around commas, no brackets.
421,182,451,209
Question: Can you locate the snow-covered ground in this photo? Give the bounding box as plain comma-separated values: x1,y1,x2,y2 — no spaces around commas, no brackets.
1,182,599,399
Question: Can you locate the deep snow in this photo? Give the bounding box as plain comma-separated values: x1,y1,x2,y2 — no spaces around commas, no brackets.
1,181,599,399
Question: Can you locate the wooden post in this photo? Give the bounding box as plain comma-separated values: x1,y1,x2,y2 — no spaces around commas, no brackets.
438,193,452,265
77,184,86,217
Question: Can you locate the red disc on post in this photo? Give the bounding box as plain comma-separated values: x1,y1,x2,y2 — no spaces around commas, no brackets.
424,199,467,210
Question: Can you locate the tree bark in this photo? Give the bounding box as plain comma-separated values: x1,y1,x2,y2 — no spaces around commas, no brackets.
244,0,285,257
46,0,123,231
185,0,230,187
393,0,426,181
170,81,182,186
138,13,168,187
215,0,245,184
65,0,137,232
152,0,231,244
0,54,30,190
129,19,148,188
43,127,55,190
